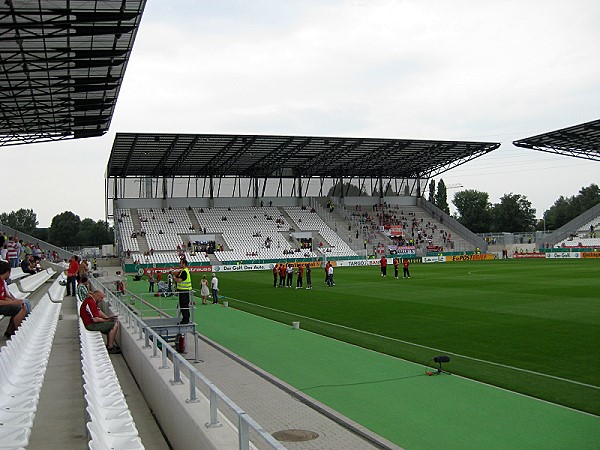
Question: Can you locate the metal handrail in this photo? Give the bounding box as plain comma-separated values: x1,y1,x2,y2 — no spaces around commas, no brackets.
92,278,287,450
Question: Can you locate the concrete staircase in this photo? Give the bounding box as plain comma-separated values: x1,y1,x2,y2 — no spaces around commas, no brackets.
130,209,149,255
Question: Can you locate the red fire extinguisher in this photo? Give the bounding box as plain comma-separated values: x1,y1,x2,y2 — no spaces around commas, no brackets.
176,334,185,353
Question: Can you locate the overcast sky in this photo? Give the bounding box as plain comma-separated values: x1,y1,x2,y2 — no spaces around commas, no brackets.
4,0,599,227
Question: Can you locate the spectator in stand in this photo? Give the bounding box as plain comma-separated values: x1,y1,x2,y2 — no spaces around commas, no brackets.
77,275,91,299
0,243,7,261
7,236,19,268
20,255,37,275
79,290,121,354
0,260,28,338
66,255,79,297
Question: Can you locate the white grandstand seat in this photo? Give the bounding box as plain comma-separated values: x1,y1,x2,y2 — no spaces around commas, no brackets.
87,420,145,450
7,267,28,282
0,426,31,449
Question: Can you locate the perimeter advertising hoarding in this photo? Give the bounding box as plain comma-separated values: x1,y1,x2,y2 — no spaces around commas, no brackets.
446,254,496,262
582,252,600,258
143,266,213,274
513,253,546,259
387,245,416,256
336,259,380,267
422,256,446,263
213,263,272,272
545,252,581,259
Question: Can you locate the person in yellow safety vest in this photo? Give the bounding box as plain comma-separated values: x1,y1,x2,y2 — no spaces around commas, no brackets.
173,258,192,324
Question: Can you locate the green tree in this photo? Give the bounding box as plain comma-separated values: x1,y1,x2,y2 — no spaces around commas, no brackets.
76,219,114,246
48,211,81,247
544,184,600,229
491,193,536,232
427,179,436,203
435,179,450,214
0,208,38,233
452,189,491,232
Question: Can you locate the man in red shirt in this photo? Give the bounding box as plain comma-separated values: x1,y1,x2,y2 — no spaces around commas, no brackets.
279,263,286,287
79,290,120,354
403,259,411,279
296,264,304,289
393,258,399,279
66,255,79,297
0,260,27,337
380,256,387,277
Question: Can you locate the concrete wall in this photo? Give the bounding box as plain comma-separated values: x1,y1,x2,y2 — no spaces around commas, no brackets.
117,321,241,450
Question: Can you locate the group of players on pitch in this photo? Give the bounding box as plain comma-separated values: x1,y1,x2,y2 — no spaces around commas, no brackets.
272,257,410,290
380,256,411,279
272,261,337,289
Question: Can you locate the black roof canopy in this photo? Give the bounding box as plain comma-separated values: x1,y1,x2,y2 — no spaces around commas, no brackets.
0,0,146,146
107,132,501,179
513,119,600,162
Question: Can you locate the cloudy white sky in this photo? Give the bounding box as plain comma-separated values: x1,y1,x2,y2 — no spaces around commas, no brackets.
4,0,599,227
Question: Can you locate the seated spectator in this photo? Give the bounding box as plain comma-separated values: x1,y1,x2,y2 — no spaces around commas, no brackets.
77,275,91,299
0,260,28,338
20,255,37,275
79,290,121,354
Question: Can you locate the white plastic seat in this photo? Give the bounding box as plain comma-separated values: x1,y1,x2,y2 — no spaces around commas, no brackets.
87,420,144,450
0,425,31,449
86,403,138,436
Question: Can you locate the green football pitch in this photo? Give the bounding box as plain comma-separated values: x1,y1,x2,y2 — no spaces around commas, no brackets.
127,258,600,415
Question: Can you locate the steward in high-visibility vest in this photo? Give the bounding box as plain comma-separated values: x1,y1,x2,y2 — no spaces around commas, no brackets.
174,258,192,324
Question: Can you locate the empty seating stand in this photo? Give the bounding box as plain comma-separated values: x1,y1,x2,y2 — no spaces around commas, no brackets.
0,295,62,449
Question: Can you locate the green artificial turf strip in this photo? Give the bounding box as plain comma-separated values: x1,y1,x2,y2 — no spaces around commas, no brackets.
125,259,600,414
194,305,600,449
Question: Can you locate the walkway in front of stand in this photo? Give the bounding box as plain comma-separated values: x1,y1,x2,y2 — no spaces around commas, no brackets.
194,304,600,450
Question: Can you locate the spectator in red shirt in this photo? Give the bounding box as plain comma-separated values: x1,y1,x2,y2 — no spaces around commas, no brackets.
79,290,120,354
0,260,27,338
66,255,79,297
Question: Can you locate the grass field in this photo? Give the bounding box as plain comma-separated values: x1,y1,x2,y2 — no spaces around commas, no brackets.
127,258,600,415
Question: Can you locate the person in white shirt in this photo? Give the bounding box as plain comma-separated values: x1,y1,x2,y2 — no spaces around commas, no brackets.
211,273,219,304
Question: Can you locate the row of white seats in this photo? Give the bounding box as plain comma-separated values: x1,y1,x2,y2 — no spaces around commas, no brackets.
48,273,67,303
0,295,62,449
78,299,144,450
16,268,55,294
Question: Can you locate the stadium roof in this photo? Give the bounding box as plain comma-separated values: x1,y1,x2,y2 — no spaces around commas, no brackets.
513,119,600,162
107,132,501,179
0,0,146,147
